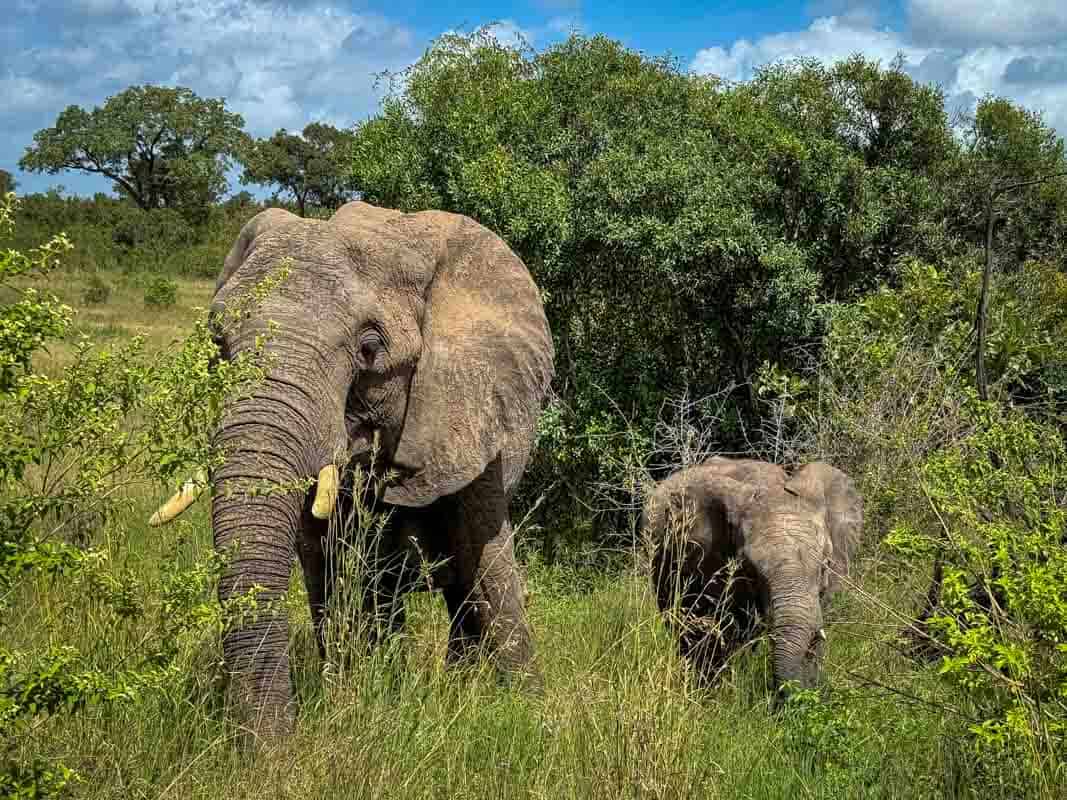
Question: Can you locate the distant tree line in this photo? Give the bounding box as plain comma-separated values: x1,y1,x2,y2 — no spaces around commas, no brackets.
15,86,359,222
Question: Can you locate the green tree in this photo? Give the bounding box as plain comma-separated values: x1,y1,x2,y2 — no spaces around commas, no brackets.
19,85,246,222
954,97,1067,400
348,33,974,542
240,122,356,216
0,170,15,196
346,30,1067,554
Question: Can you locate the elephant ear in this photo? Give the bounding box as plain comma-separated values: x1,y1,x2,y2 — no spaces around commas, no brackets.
644,468,752,598
382,219,554,507
215,208,299,293
788,463,863,593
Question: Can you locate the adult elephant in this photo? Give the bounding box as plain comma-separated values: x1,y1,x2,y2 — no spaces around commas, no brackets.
149,201,554,740
643,457,862,696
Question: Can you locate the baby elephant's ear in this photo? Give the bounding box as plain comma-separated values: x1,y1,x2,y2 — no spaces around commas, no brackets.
383,218,555,507
788,463,863,592
692,468,758,551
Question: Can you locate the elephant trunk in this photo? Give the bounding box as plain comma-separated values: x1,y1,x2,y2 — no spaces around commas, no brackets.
766,573,821,695
210,369,344,740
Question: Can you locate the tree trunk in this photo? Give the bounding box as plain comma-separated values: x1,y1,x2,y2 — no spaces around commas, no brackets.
976,187,995,402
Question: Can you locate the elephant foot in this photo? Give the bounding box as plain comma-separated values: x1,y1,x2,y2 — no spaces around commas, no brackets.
226,687,296,752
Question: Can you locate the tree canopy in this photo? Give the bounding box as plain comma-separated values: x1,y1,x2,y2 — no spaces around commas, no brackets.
19,85,246,222
347,31,1067,534
240,122,356,216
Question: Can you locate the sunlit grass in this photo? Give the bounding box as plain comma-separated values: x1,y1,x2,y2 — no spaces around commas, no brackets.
13,511,975,800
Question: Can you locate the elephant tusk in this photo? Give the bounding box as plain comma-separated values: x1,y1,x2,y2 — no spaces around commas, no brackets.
816,628,827,641
311,464,339,520
148,470,208,526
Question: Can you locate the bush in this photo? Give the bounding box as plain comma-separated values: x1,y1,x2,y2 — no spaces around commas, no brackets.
81,273,111,305
913,403,1067,787
7,191,264,279
144,276,178,308
111,207,195,251
348,32,1067,553
763,255,1067,793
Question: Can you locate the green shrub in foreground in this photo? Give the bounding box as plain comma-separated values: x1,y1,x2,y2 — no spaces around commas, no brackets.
764,256,1067,794
911,404,1067,790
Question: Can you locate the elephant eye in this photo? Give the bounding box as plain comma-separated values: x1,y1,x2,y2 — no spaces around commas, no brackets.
359,328,385,363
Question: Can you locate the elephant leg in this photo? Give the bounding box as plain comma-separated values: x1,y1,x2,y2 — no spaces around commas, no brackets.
297,510,330,659
444,459,538,683
679,609,741,686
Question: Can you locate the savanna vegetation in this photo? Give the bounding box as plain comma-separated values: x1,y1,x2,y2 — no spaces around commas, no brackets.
3,29,1067,799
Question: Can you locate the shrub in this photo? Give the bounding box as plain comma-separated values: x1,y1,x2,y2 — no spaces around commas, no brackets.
143,276,178,308
347,32,1065,554
763,255,1067,793
910,403,1067,789
81,273,111,305
111,206,195,251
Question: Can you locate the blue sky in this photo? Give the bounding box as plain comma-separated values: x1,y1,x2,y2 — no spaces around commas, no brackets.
4,1,1067,197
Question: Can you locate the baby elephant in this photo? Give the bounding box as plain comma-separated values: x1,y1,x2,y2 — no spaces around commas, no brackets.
643,457,862,695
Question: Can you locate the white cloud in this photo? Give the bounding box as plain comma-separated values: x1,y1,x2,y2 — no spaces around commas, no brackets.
1,0,427,194
0,75,64,114
908,0,1067,47
483,20,535,49
440,16,583,52
690,9,1067,139
121,1,412,133
6,1,419,137
437,19,536,51
692,15,927,83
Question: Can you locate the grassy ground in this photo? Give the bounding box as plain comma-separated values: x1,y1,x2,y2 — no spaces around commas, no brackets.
10,270,1028,799
34,270,213,364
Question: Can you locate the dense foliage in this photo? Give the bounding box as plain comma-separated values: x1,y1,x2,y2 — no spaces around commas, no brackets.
345,32,1067,546
757,257,1067,789
5,190,260,280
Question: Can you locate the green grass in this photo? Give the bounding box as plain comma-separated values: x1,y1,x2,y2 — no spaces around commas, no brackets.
9,268,1048,799
12,508,977,799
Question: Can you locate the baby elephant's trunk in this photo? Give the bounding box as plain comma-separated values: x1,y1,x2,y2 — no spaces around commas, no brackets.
767,576,821,693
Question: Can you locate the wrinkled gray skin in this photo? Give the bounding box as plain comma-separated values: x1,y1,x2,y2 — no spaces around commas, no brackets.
205,202,554,740
643,457,862,696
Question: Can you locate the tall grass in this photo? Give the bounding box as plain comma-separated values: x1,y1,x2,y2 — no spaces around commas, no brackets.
14,498,974,799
